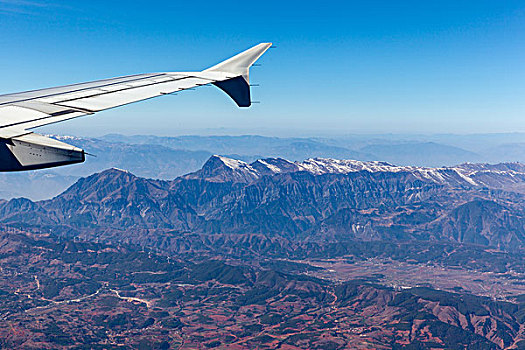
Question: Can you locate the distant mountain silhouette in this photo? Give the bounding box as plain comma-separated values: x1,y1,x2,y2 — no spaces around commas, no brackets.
360,141,482,166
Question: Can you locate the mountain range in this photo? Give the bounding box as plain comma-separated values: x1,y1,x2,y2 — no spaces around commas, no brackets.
1,155,524,253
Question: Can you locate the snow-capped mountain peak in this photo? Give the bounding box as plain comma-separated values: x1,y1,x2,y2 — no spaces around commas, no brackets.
183,155,525,191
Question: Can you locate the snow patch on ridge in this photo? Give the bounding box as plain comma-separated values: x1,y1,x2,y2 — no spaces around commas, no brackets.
257,159,284,173
214,155,250,170
109,167,131,173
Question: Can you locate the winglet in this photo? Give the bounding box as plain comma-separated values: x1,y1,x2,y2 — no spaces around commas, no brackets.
206,43,272,107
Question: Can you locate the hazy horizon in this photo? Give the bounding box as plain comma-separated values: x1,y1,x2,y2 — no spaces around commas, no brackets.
38,128,525,139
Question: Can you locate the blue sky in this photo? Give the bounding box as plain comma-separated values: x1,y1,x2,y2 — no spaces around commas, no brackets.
0,0,524,136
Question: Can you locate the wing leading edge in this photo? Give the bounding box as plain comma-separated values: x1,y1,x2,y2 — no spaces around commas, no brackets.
0,42,272,171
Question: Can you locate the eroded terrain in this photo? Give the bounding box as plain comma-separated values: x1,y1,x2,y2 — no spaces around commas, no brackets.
0,230,524,349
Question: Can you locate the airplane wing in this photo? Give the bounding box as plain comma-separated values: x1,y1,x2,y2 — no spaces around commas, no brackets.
0,42,272,171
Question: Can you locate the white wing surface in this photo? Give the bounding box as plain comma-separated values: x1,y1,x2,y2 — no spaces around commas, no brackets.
0,43,272,171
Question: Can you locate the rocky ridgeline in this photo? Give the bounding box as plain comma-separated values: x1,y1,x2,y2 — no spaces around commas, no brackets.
0,156,524,250
186,155,525,190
